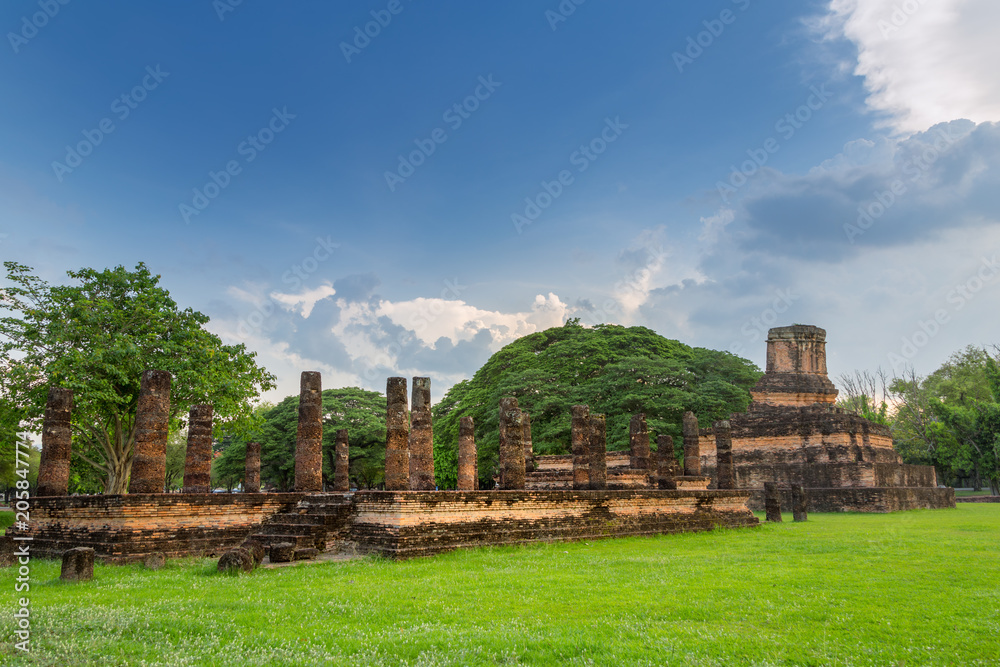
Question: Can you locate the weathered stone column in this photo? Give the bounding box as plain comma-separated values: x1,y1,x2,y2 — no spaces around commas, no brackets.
657,434,677,490
498,397,525,490
128,370,172,494
571,405,590,490
682,411,701,477
384,377,410,491
629,413,651,472
714,419,735,490
244,441,261,493
588,413,607,490
182,404,214,493
523,413,535,473
334,429,350,492
408,377,435,491
36,387,73,497
294,371,323,492
457,416,478,490
764,482,783,522
791,484,808,522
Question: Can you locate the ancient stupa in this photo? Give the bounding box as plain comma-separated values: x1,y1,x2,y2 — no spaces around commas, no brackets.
698,325,955,512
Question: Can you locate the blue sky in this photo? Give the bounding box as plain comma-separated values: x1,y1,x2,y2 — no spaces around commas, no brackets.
3,0,999,402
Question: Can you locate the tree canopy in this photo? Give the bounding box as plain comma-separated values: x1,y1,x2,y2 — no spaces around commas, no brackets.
0,262,276,493
431,321,762,488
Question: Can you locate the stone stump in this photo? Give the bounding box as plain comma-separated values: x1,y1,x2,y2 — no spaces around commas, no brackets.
498,397,525,490
295,371,324,492
657,434,677,489
182,404,214,493
128,370,172,494
60,547,95,582
588,414,608,490
571,405,591,490
792,484,809,522
295,548,319,561
682,411,701,477
244,441,261,493
457,416,478,491
523,413,535,474
144,552,166,570
217,548,254,573
37,386,73,497
384,377,410,491
241,539,266,566
764,482,783,522
408,377,435,491
334,429,350,492
629,413,651,472
269,542,295,563
714,419,735,490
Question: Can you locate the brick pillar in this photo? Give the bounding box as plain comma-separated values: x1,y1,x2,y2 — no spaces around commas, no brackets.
588,413,607,490
294,371,323,492
571,405,590,490
764,482,782,522
244,441,261,493
408,377,435,491
384,377,410,491
629,413,651,472
682,411,701,477
714,419,735,490
457,416,478,490
657,434,677,490
182,404,213,493
128,370,172,494
523,413,535,473
791,484,808,522
333,429,350,492
36,387,74,497
498,397,525,490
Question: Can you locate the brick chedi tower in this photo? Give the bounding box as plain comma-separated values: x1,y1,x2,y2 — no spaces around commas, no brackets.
698,325,955,512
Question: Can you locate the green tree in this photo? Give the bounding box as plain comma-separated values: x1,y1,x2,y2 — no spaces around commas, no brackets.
0,262,276,494
431,321,762,488
257,388,387,491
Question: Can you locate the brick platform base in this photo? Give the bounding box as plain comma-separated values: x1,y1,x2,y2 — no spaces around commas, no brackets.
744,486,955,513
347,489,759,559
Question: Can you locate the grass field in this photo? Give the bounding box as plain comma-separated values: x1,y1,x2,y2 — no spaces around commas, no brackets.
2,505,998,666
0,510,13,535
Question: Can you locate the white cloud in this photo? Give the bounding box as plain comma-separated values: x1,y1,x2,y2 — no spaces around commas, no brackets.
827,0,1000,133
270,283,336,318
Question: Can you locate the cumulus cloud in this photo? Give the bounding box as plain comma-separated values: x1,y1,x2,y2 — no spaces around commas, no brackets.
826,0,1000,133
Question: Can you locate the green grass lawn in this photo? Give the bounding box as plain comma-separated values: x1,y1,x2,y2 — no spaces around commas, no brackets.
2,505,998,666
0,510,13,536
955,489,997,497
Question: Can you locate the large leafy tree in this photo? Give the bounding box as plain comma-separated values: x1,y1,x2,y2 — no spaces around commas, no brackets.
0,262,276,494
431,321,762,488
889,346,1000,493
254,388,387,491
